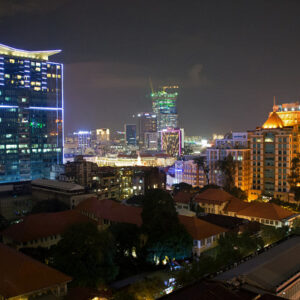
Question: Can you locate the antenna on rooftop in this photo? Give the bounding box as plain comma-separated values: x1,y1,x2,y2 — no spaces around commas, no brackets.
273,96,276,111
149,77,154,94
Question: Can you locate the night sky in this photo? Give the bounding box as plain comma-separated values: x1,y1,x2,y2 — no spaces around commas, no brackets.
1,0,300,136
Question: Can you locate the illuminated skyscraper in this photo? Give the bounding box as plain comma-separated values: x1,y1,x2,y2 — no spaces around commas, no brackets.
151,86,178,131
161,128,182,157
136,112,157,149
0,43,63,183
73,131,91,154
125,124,137,146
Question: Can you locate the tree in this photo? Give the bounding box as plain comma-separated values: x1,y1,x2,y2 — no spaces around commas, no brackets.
126,277,165,300
288,156,300,206
141,190,193,263
109,223,144,277
218,154,236,192
51,222,118,287
193,156,209,186
291,218,300,235
260,225,288,245
0,214,9,231
172,182,193,194
229,186,247,200
175,255,216,287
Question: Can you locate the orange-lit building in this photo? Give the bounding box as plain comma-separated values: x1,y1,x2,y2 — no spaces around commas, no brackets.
248,106,300,201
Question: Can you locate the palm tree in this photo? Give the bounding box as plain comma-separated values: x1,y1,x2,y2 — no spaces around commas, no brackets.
218,153,236,192
193,156,209,186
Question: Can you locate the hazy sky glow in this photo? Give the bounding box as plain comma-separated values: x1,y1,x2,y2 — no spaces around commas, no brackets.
2,0,300,136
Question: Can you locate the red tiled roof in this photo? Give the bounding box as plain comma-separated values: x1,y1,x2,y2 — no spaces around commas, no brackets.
0,243,71,298
194,188,235,205
2,210,93,242
225,197,251,213
173,191,193,204
236,202,296,221
76,198,143,226
178,215,227,240
76,198,227,240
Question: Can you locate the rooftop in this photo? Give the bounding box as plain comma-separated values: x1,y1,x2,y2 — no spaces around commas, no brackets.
2,210,92,242
0,43,61,60
194,188,238,205
173,191,193,204
76,198,143,226
216,236,300,294
236,202,296,221
32,179,84,192
0,243,71,299
262,111,284,129
178,215,227,240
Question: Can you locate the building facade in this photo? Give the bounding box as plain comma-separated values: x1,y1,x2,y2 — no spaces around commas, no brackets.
206,132,251,193
151,86,178,131
125,124,137,146
0,43,63,183
248,110,300,201
136,112,157,149
161,128,182,157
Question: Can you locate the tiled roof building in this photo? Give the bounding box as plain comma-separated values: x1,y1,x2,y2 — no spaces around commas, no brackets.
0,243,71,300
2,210,93,249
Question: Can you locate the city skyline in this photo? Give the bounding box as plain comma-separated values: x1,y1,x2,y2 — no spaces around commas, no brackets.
2,1,300,135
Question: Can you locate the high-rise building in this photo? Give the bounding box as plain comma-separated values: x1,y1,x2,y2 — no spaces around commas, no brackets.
136,112,157,149
161,128,182,157
125,124,137,146
248,110,300,201
273,101,300,126
73,131,91,154
206,132,251,193
0,43,63,183
95,128,110,142
151,86,178,131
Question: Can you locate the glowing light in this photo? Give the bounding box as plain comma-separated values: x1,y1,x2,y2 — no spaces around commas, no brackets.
27,107,63,110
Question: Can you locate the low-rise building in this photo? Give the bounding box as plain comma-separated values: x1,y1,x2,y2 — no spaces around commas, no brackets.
216,236,300,299
0,243,71,300
31,179,94,209
178,215,227,256
76,197,226,256
2,210,93,249
194,188,299,228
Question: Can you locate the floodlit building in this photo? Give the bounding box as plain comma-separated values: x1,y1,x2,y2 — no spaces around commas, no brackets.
151,86,179,131
174,159,206,187
0,43,63,183
73,131,92,154
207,132,251,193
248,109,300,201
161,128,182,157
95,128,110,142
273,101,300,127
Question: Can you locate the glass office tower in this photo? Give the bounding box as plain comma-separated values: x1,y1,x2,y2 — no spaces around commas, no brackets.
151,86,178,131
0,43,63,183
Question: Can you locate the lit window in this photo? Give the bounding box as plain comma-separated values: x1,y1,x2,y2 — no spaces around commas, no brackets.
9,59,15,63
47,74,51,78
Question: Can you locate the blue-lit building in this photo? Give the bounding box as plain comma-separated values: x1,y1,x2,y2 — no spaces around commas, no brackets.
0,43,63,183
125,124,137,146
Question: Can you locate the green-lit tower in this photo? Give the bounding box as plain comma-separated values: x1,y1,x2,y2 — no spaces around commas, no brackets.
151,85,178,131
